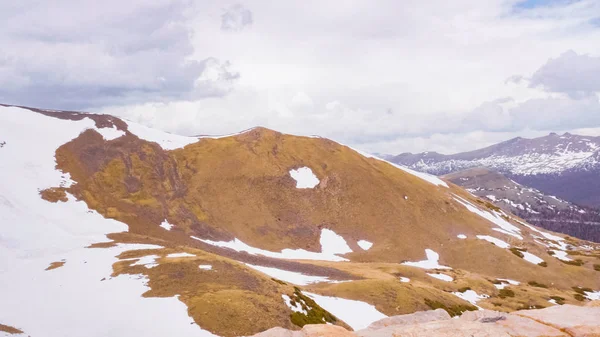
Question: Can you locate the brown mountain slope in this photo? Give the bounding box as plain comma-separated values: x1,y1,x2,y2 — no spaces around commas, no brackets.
3,105,600,336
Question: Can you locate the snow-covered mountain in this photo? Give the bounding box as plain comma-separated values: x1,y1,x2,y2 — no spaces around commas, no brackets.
2,104,600,337
389,133,600,207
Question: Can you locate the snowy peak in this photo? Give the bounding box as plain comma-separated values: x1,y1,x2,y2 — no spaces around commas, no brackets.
391,132,600,176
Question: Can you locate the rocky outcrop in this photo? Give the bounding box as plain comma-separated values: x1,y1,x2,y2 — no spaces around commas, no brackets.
252,302,600,337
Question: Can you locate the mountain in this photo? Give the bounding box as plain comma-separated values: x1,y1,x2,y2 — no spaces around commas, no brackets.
1,104,600,337
443,168,600,242
388,132,600,207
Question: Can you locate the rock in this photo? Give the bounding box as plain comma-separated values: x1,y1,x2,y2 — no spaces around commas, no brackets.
358,319,512,337
361,309,451,331
515,305,600,337
461,310,566,337
301,325,355,337
251,327,302,337
586,300,600,308
251,325,353,337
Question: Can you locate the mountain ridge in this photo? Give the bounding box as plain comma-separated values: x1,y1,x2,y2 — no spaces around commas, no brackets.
389,132,600,208
2,104,600,337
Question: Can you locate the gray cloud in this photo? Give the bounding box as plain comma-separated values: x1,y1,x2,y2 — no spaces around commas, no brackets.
0,0,238,110
530,50,600,98
221,4,253,32
510,95,600,130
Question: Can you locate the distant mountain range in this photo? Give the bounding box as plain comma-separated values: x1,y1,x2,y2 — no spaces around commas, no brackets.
388,132,600,207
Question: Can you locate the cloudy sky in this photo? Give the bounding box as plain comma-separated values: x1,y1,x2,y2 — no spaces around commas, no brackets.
1,0,600,154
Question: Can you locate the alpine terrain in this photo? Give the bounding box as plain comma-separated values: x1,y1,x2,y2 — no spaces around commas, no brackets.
388,133,600,207
389,133,600,243
1,105,600,337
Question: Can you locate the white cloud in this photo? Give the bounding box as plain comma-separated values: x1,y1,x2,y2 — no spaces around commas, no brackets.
3,0,600,154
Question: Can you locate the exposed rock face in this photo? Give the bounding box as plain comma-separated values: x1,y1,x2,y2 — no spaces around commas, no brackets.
361,309,450,331
255,304,600,337
515,305,600,337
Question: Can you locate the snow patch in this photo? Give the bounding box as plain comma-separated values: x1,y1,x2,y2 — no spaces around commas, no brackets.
427,273,454,282
166,253,195,258
550,250,572,262
476,235,510,249
492,228,523,240
192,228,352,262
245,264,333,285
159,220,174,231
522,251,544,265
454,196,522,238
125,119,198,150
514,219,565,243
402,249,452,270
357,240,373,251
198,265,212,270
452,290,489,309
457,234,467,239
282,294,307,314
320,229,353,256
399,277,410,283
94,125,125,141
303,292,387,330
0,106,216,336
129,255,160,269
289,167,320,188
585,290,600,301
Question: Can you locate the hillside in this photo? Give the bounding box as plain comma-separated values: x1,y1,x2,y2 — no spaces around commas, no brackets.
1,105,600,337
443,168,600,243
388,133,600,207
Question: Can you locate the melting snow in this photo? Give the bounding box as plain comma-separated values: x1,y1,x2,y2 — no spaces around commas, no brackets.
514,219,564,243
289,167,320,188
399,277,410,283
198,265,213,270
585,290,600,301
522,252,544,265
357,240,373,251
129,255,160,269
245,263,333,285
454,196,522,238
427,273,454,282
402,249,452,270
94,125,125,141
125,120,199,150
0,107,216,337
452,290,489,309
303,292,387,330
282,294,307,314
159,220,174,231
476,235,510,249
166,253,195,258
457,234,467,239
192,228,352,262
550,250,572,262
492,228,523,240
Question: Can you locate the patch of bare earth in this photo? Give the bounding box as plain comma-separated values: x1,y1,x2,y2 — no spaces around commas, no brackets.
45,261,66,271
39,187,68,203
0,324,24,335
